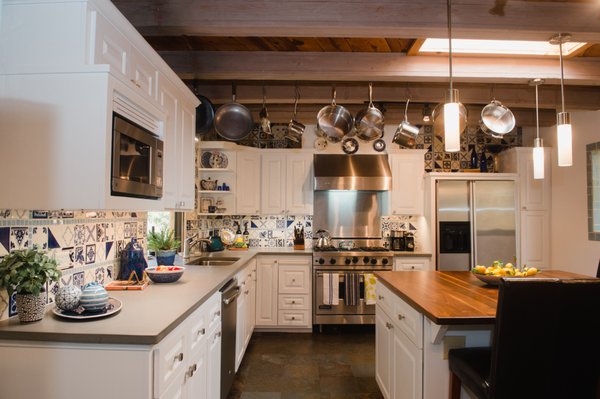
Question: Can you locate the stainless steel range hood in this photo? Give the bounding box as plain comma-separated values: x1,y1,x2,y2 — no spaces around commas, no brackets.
313,154,392,191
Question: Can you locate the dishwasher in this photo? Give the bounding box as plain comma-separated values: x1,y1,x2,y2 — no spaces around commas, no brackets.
220,278,240,399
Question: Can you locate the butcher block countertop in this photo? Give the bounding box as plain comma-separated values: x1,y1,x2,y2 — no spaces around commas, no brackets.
375,270,589,325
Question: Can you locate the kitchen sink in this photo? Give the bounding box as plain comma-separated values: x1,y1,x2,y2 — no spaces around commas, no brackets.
186,257,240,266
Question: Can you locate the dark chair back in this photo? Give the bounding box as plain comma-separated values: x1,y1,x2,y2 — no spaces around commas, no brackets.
556,279,600,398
489,278,562,399
596,258,600,278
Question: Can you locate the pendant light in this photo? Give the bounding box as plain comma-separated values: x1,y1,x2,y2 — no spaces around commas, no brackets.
550,33,573,167
444,0,464,152
529,78,545,179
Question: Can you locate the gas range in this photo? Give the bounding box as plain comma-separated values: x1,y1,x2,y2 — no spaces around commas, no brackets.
313,246,393,269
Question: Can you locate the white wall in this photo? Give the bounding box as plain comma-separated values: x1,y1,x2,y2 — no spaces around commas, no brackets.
540,110,600,276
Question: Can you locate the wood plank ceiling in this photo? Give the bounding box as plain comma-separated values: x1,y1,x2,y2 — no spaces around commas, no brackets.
112,0,600,123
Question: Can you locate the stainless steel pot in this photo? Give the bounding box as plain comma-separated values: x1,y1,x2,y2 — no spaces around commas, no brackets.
393,99,420,148
479,100,515,139
214,86,254,141
355,83,384,142
286,89,305,143
317,87,354,143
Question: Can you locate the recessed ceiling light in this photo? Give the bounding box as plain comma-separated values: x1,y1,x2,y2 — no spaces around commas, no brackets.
416,38,587,57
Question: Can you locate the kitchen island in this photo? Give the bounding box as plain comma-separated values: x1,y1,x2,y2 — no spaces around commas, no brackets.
374,270,585,399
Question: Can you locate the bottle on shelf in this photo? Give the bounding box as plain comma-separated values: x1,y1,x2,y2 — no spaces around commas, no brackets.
469,145,478,169
243,222,250,246
480,148,488,172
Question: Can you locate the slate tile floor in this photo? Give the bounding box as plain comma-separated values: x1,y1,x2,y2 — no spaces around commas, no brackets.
226,326,384,399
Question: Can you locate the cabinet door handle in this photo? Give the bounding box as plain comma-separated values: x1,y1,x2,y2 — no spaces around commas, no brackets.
385,322,393,330
245,290,249,295
130,79,141,88
378,295,384,300
197,328,206,336
398,314,405,321
175,352,184,362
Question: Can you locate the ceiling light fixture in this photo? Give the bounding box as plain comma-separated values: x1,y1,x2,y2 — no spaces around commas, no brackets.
529,78,545,180
550,33,573,167
443,0,464,152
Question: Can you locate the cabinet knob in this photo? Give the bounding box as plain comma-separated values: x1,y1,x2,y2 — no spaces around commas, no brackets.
398,314,405,321
385,322,393,330
291,316,296,320
291,300,296,304
175,352,184,362
245,290,249,295
378,295,384,300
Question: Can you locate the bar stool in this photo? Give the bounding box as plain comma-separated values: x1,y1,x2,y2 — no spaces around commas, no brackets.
447,278,600,399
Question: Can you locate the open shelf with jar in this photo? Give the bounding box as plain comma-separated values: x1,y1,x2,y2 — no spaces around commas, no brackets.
197,146,237,215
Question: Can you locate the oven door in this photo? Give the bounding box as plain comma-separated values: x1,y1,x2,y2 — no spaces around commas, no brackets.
314,270,375,324
111,113,163,199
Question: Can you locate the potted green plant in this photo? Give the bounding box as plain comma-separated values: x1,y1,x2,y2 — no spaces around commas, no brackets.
147,227,181,266
0,249,61,322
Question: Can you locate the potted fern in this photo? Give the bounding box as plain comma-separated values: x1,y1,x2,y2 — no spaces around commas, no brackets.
147,227,181,265
0,249,61,322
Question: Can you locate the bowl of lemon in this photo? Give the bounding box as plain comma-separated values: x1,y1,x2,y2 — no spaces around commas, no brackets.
471,261,540,286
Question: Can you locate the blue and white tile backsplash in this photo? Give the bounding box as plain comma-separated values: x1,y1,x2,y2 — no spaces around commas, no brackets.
186,214,313,249
0,210,147,321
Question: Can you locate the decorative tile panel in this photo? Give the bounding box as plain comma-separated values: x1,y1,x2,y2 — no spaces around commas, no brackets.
0,210,147,321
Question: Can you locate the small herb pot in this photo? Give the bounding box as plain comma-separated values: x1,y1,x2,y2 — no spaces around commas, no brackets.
156,249,177,266
16,292,46,323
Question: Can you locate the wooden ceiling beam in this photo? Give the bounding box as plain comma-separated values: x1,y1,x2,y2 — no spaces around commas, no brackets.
113,0,600,41
162,51,600,86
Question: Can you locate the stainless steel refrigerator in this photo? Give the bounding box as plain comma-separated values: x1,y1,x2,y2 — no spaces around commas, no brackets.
436,180,517,271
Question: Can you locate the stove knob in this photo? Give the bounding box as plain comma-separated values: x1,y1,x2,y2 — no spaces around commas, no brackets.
345,258,352,265
318,258,325,265
363,257,370,264
382,258,389,265
352,257,359,263
330,258,336,265
370,258,377,265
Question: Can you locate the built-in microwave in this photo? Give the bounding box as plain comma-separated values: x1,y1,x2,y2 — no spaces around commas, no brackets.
111,112,163,199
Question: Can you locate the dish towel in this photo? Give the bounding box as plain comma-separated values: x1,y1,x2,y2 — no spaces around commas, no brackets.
364,273,377,305
344,273,360,306
322,273,339,305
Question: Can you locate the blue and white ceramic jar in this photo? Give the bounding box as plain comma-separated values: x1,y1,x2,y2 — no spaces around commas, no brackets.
79,282,109,312
55,285,82,311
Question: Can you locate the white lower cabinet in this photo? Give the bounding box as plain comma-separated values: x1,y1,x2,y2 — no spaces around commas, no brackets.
393,257,432,271
206,324,222,399
255,255,312,330
236,258,257,371
375,282,423,399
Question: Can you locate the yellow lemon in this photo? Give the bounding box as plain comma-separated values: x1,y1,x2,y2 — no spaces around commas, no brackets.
526,267,538,276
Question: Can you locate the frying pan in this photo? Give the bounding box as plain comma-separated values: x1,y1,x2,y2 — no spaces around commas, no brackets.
479,100,516,138
316,87,354,143
355,83,384,141
213,86,254,141
195,94,215,137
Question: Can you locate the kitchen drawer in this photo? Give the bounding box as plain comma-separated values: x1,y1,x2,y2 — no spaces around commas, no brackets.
375,281,394,318
153,324,186,398
187,304,208,357
129,47,158,101
393,295,423,349
394,258,431,271
278,294,309,310
278,265,310,294
277,309,311,327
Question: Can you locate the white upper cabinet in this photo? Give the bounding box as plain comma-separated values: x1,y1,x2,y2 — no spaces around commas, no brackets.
236,151,261,215
389,151,426,216
499,147,551,211
0,0,198,210
261,152,313,215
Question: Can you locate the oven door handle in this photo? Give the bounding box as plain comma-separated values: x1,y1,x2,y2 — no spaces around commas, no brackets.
315,272,366,283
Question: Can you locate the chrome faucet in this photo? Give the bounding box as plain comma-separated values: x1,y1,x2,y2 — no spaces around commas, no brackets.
182,233,212,259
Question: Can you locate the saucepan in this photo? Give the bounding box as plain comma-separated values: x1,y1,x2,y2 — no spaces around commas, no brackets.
213,85,254,141
355,82,384,141
392,99,420,148
286,88,305,143
195,94,215,138
479,100,515,139
317,87,354,143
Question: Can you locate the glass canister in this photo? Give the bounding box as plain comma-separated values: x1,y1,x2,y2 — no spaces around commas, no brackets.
119,238,148,281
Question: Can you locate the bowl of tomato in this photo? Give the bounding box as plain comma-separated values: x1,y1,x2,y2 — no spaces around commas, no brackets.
145,266,185,283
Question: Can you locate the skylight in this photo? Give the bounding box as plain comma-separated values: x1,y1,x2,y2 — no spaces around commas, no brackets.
417,38,587,57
